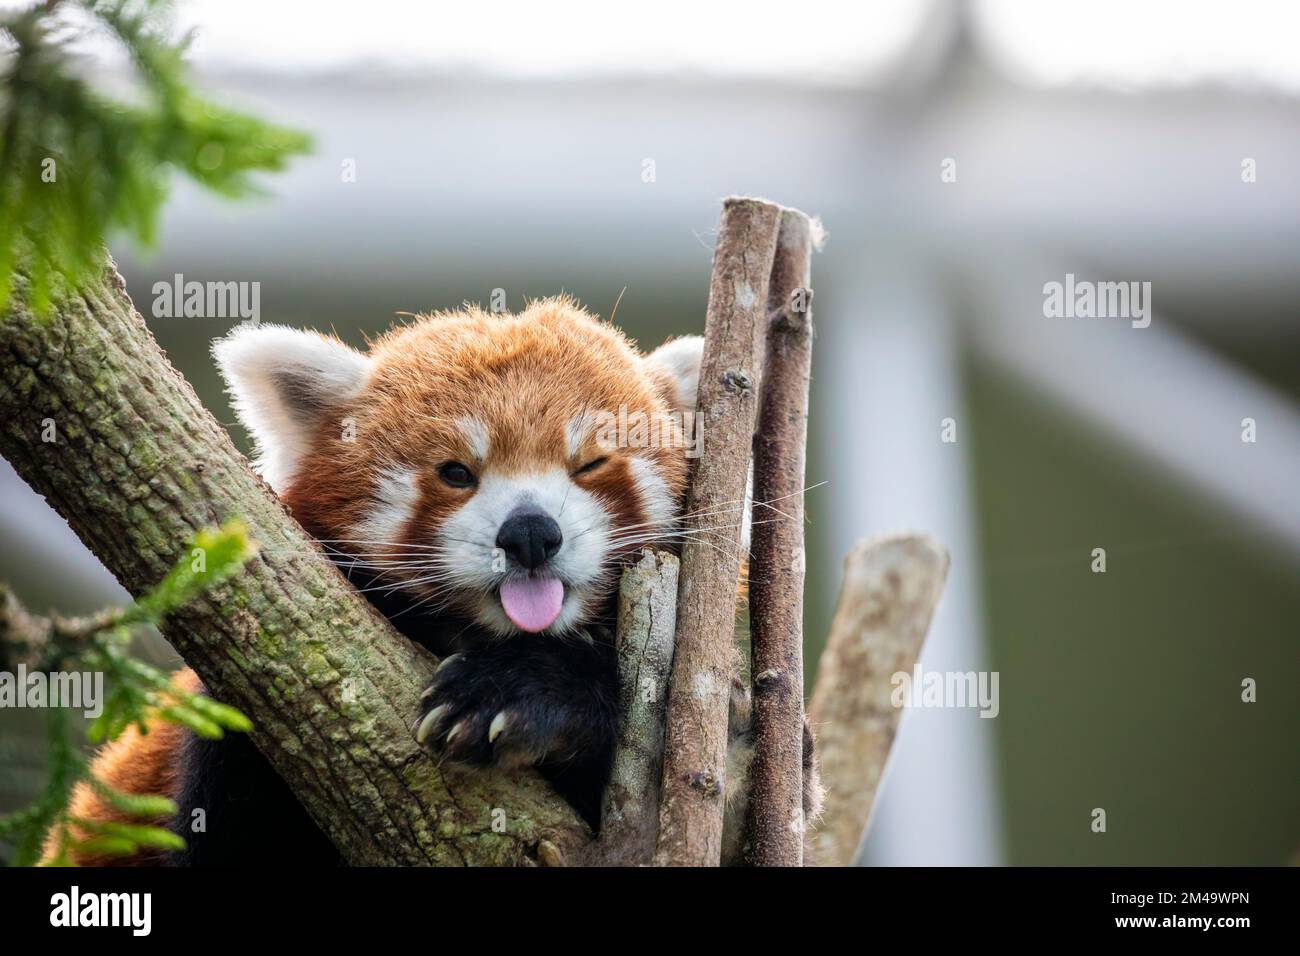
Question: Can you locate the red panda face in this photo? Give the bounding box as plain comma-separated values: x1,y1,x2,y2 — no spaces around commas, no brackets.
214,297,704,638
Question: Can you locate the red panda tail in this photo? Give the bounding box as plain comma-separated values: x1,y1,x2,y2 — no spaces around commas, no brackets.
40,667,201,867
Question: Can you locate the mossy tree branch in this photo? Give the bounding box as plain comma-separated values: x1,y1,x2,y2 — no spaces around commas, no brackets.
0,256,593,866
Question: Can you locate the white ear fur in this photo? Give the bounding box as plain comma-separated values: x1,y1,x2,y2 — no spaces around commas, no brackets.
646,335,704,416
212,324,372,492
647,335,752,549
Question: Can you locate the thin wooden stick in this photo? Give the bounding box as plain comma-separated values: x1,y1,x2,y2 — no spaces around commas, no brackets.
807,533,950,866
596,549,679,866
655,197,782,866
744,208,817,866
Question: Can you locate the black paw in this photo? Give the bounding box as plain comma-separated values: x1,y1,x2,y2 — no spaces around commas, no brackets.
414,653,546,768
413,639,617,773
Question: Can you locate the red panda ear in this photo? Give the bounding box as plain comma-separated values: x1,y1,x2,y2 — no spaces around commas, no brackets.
212,324,371,492
645,335,704,417
648,334,753,549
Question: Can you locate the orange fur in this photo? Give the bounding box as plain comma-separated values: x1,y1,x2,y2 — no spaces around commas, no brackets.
41,668,200,866
284,297,691,572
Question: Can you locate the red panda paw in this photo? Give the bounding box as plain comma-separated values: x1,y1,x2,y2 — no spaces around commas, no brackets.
412,640,617,774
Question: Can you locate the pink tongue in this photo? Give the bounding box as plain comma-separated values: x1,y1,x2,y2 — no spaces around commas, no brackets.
499,577,565,633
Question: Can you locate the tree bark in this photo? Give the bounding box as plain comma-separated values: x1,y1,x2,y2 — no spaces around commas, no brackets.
655,197,782,866
0,258,592,866
744,208,816,866
807,533,950,867
595,549,678,865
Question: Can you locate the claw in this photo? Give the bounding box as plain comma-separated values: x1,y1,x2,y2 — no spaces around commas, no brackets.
415,705,447,745
446,721,465,745
488,711,508,744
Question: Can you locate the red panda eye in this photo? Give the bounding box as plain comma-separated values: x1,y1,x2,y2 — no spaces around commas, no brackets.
573,456,608,477
438,461,477,488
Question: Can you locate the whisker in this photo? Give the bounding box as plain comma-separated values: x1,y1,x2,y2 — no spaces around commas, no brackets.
603,517,780,547
569,482,824,542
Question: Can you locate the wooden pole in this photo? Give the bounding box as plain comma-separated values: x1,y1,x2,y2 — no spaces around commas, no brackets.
807,533,950,866
744,208,817,865
596,550,679,865
655,197,782,866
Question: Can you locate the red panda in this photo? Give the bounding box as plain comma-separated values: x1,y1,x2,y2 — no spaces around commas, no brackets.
50,296,818,866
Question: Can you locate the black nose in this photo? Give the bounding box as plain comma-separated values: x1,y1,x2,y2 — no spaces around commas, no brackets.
496,508,563,570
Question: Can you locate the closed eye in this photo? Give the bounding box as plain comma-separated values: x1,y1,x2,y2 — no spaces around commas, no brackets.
438,461,477,488
572,456,608,477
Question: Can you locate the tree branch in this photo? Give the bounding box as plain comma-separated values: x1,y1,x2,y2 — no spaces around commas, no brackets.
0,258,592,866
0,583,51,672
655,197,783,866
595,549,678,865
744,207,817,865
807,533,949,867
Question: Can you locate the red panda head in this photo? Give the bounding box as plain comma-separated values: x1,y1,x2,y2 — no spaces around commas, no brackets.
214,297,703,637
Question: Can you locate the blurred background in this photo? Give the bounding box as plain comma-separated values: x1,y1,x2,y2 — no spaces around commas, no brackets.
2,0,1297,865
